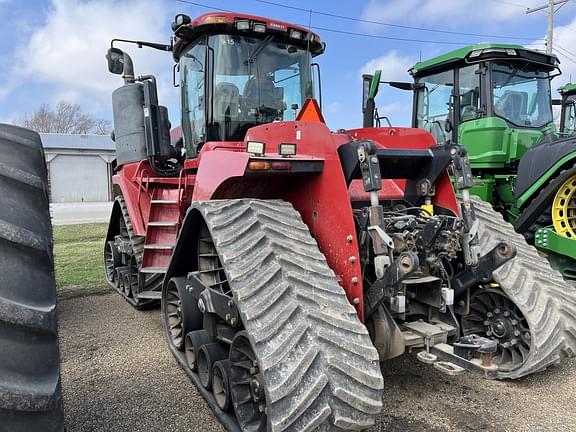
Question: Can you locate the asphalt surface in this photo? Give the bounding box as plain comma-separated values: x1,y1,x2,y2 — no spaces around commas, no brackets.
51,202,113,225
59,293,576,432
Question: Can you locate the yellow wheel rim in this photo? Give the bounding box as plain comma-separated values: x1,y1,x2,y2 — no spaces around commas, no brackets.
552,174,576,238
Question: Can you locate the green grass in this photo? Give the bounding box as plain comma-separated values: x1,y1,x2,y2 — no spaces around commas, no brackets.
53,223,109,299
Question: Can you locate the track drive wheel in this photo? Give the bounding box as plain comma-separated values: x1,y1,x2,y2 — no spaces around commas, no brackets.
186,199,384,431
467,197,576,378
552,174,576,238
0,124,63,431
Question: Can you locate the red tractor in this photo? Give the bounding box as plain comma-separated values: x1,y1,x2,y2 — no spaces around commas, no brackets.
104,12,576,431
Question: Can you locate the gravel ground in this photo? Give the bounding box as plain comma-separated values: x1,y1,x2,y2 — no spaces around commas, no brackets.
59,293,576,432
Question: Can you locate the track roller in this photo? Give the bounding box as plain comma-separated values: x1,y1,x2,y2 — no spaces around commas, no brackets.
198,342,229,390
185,330,214,372
212,360,233,412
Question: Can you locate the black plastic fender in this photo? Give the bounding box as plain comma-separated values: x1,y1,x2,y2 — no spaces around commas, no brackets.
515,135,576,201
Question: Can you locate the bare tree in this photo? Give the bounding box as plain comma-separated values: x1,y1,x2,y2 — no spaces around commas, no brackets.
18,101,111,135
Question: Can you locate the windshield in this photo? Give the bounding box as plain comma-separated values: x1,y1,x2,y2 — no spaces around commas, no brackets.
206,34,313,142
562,94,576,136
415,69,454,145
491,62,552,128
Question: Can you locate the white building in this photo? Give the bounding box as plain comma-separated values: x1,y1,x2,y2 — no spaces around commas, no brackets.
41,133,115,203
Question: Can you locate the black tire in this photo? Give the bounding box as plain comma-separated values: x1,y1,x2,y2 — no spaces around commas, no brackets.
0,124,63,431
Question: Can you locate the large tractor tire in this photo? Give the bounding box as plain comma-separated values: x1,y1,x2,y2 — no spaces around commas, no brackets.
163,199,384,431
467,197,576,379
0,124,64,431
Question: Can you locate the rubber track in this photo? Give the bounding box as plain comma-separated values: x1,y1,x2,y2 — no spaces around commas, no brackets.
0,124,63,431
474,196,576,379
108,196,161,308
196,199,384,431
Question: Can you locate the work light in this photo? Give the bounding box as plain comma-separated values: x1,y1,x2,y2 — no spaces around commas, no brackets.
279,143,296,157
247,141,265,156
235,20,250,31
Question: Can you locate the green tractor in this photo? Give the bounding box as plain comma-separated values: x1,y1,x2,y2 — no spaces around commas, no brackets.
558,83,576,137
363,44,576,282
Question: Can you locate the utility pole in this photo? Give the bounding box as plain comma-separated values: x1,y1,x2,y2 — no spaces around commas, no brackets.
527,0,569,55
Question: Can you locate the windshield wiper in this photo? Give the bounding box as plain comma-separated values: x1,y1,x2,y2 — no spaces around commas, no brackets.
245,35,274,64
499,61,530,87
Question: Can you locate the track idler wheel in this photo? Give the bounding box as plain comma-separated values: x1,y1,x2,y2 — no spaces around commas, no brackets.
229,331,268,431
213,360,233,412
185,330,214,372
104,240,120,285
162,277,203,350
197,342,229,390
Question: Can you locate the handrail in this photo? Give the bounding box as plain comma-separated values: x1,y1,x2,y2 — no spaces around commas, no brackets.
136,168,151,228
177,168,189,224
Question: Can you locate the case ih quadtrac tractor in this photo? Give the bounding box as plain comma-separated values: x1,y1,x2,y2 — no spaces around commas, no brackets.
364,44,576,285
104,16,576,431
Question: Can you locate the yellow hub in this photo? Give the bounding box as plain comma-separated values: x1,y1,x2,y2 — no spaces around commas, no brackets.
552,174,576,238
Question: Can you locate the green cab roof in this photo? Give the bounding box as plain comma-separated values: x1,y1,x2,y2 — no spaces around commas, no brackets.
559,83,576,94
410,43,558,77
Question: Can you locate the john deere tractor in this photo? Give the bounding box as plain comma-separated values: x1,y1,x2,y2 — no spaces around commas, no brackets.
364,43,576,283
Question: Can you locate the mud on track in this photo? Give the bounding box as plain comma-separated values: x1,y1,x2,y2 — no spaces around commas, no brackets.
59,293,576,432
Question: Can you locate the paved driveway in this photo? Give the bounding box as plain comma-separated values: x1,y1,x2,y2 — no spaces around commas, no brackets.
51,202,113,225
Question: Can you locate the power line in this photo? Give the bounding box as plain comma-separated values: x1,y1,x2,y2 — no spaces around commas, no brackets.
249,0,536,41
554,43,576,64
174,0,481,45
175,0,546,46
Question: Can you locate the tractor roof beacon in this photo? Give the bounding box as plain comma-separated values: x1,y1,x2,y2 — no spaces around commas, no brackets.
105,17,574,431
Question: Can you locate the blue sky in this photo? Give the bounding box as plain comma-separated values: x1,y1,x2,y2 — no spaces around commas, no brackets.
1,0,576,130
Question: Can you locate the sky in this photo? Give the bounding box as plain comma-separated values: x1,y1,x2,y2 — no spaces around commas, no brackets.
1,0,576,130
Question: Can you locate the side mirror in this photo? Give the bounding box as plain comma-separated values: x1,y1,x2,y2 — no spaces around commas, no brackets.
107,48,125,75
362,70,382,128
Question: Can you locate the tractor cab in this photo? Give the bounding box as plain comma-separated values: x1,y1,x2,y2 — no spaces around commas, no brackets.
559,83,576,136
364,44,559,169
106,12,324,173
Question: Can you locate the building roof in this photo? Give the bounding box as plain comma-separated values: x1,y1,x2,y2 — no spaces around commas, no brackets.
40,133,115,151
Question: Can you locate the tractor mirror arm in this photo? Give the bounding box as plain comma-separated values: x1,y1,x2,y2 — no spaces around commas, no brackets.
386,81,423,91
111,38,172,52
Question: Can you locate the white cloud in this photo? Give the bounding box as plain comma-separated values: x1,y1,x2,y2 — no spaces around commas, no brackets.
326,101,342,115
360,50,415,82
5,0,176,115
360,0,543,27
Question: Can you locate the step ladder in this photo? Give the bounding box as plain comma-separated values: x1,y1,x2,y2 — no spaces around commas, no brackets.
140,188,181,275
